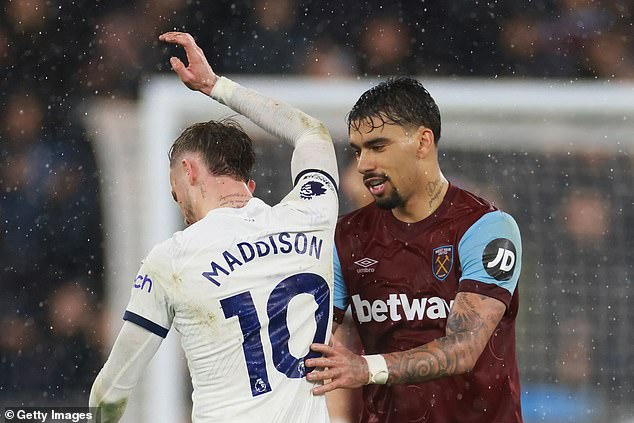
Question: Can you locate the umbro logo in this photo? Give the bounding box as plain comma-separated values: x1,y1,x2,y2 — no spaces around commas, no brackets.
354,257,378,273
354,257,378,267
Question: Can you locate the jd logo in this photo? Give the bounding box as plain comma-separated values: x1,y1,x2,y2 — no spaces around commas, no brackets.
488,248,515,272
482,239,517,281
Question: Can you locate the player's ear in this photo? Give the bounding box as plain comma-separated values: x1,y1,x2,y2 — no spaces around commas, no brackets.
415,126,435,159
181,158,197,185
247,179,256,194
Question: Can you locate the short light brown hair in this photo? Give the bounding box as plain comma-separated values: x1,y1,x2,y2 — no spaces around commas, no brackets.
168,119,255,182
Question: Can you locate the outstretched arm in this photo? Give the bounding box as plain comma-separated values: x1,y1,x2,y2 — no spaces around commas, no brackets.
159,32,338,185
90,322,163,422
305,291,506,394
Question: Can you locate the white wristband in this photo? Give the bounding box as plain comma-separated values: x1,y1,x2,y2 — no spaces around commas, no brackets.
362,354,389,385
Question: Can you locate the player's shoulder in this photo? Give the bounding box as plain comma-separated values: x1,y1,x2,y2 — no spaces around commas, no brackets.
143,235,178,264
336,202,381,229
442,184,499,228
140,229,202,294
467,209,521,238
294,168,338,197
448,183,497,215
276,170,339,223
449,184,519,231
137,237,178,286
292,169,339,211
457,209,522,263
145,221,204,265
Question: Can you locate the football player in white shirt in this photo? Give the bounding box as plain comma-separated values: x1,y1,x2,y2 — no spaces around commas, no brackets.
89,32,339,423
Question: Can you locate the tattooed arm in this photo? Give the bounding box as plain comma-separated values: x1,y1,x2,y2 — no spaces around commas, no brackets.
306,292,506,394
383,292,505,384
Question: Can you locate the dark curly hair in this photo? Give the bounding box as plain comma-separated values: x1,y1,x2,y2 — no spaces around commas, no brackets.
347,77,441,145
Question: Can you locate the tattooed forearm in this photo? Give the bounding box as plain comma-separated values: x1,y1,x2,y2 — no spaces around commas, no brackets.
383,293,505,384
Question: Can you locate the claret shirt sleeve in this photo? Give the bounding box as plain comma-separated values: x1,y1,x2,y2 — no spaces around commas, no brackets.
123,242,175,338
457,210,522,307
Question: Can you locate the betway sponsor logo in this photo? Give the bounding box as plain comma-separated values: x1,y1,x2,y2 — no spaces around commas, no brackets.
352,294,454,323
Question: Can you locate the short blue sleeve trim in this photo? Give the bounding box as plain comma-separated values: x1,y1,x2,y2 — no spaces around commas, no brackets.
333,245,348,310
458,211,522,295
123,310,169,338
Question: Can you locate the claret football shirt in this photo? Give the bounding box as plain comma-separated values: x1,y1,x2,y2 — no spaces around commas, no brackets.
334,182,523,423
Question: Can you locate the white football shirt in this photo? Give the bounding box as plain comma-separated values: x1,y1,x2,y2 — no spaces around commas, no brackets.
124,170,338,423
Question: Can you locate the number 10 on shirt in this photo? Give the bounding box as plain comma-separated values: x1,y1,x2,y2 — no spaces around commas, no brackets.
220,273,330,397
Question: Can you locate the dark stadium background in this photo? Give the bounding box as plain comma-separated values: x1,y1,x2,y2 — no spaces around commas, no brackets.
1,1,633,422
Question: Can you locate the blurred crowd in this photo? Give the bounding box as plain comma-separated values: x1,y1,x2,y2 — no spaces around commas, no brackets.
1,0,634,412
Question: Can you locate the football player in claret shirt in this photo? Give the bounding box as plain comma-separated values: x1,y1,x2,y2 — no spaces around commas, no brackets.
89,33,338,423
306,77,523,423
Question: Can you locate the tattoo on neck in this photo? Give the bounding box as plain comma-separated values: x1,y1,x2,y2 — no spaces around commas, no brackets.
427,177,444,209
218,193,249,208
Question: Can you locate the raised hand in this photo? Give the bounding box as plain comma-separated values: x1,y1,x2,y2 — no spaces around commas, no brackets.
158,32,218,96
